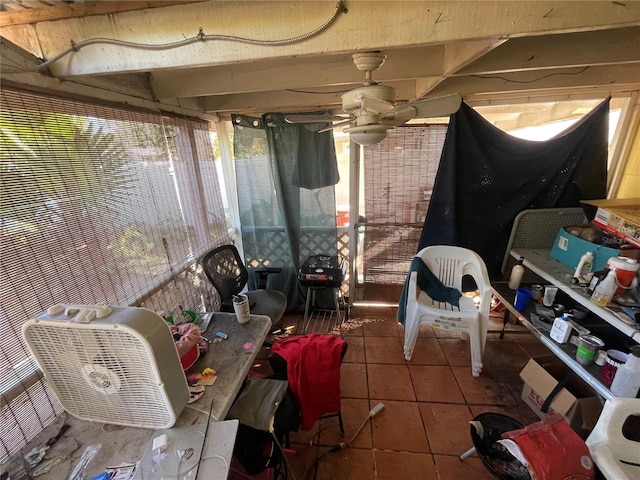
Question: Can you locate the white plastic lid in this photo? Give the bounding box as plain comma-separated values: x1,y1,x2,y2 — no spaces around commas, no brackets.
607,256,640,271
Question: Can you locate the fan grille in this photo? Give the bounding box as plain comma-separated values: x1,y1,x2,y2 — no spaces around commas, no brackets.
25,323,176,428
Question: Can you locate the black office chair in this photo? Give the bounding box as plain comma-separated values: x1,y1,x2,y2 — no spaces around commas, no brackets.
200,244,287,327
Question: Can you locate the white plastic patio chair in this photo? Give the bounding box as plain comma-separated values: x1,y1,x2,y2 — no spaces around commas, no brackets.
586,397,640,480
403,245,492,377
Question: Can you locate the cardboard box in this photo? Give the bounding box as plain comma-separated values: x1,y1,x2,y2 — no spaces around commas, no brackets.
583,198,640,248
519,359,602,438
550,226,622,271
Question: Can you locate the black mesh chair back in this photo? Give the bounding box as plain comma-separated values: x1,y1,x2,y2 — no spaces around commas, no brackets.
201,244,248,303
200,244,287,327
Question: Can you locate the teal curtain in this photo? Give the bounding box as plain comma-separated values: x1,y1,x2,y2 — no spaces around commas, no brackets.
232,113,339,310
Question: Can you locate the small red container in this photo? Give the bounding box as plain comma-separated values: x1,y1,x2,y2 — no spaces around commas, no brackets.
601,349,628,386
180,344,199,371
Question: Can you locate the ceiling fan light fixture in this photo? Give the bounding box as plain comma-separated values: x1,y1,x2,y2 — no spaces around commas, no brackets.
346,124,391,146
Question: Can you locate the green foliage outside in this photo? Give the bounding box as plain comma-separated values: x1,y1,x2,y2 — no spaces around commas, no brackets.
0,110,135,235
232,130,268,159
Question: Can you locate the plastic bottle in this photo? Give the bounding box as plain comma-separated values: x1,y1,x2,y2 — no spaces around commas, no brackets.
587,268,609,296
550,314,572,344
610,345,640,398
590,268,617,307
508,257,525,290
572,251,593,284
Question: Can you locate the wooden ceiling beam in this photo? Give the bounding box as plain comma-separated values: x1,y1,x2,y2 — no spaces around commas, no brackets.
200,80,418,115
415,38,505,97
430,63,640,97
151,46,444,100
4,1,639,77
456,26,640,75
0,1,204,27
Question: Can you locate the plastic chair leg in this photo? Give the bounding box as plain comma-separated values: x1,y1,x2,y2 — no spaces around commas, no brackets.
403,316,421,361
469,330,483,377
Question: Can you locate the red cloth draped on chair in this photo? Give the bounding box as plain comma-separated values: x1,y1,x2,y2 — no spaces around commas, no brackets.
271,333,346,431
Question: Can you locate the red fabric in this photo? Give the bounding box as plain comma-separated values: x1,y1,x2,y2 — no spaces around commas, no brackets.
271,334,346,431
502,414,595,480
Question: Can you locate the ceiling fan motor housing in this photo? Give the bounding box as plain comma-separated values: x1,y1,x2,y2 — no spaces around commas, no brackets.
342,84,396,112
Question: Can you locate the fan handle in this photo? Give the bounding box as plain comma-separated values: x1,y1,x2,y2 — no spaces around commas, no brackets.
47,303,113,322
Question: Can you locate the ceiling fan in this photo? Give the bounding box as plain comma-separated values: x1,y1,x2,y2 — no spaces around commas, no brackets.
285,52,462,146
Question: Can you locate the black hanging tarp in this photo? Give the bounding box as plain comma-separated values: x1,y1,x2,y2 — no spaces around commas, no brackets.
418,98,609,280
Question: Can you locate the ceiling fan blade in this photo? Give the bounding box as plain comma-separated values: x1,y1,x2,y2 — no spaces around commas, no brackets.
409,94,462,118
381,106,417,126
285,113,348,124
317,117,354,133
360,94,394,115
382,94,462,126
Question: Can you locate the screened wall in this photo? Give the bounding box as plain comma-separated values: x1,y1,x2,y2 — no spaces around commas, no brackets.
0,88,229,462
360,125,447,287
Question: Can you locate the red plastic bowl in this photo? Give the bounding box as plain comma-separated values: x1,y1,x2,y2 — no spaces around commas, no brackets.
180,344,199,371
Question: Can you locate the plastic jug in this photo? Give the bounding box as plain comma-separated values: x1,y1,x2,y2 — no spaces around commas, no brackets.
609,345,640,398
590,269,617,307
509,256,525,290
550,314,572,344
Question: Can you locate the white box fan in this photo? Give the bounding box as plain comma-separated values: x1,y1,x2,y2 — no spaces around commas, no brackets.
22,304,190,429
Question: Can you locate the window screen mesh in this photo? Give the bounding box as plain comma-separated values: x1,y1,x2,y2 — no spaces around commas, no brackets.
362,125,447,284
0,88,228,461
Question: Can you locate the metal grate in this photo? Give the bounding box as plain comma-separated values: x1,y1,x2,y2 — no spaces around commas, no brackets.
302,309,345,336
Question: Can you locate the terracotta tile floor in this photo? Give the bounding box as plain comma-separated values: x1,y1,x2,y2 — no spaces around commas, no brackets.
229,304,548,480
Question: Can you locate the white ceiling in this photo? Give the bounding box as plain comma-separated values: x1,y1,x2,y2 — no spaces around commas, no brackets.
1,1,639,127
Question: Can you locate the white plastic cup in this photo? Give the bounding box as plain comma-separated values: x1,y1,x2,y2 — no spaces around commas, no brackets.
233,294,250,324
542,286,558,307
